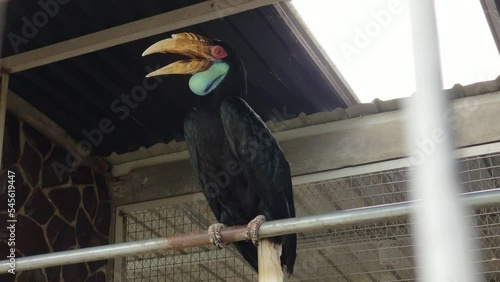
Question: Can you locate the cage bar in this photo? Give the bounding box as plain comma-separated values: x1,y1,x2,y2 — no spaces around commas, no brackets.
1,188,500,274
407,0,479,281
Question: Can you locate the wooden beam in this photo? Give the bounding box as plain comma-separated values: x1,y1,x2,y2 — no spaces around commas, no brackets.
111,91,500,205
258,239,283,282
0,75,9,171
6,91,104,172
0,0,284,74
273,2,358,105
481,0,500,54
111,90,500,177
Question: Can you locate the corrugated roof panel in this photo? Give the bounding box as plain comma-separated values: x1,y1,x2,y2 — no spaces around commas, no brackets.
3,3,351,156
2,0,205,55
104,76,500,165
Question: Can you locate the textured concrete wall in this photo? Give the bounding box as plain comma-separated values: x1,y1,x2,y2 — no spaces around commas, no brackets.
112,92,500,206
0,113,111,282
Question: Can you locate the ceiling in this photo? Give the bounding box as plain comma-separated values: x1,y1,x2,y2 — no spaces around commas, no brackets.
1,1,356,156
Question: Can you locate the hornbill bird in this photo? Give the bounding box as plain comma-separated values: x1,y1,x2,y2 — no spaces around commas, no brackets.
143,33,296,274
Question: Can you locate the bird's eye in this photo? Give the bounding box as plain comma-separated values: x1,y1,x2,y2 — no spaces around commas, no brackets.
212,45,228,59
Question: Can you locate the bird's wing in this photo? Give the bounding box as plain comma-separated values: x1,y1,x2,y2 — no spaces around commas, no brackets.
184,111,223,221
220,96,296,274
220,96,295,220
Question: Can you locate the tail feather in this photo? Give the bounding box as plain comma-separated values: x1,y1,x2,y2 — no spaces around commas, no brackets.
280,234,297,275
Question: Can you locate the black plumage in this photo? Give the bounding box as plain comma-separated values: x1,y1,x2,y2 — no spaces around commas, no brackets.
183,40,297,274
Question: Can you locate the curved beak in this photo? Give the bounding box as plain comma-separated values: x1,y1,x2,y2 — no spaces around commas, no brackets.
142,33,215,77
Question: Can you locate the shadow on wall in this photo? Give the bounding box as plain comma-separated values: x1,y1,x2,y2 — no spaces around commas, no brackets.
0,112,111,282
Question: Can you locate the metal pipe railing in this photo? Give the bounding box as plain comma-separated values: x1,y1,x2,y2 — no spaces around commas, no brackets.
1,188,500,274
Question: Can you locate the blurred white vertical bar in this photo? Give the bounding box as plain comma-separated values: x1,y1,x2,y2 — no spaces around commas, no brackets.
407,0,479,282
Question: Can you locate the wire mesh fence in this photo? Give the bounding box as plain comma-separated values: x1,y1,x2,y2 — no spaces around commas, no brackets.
117,152,500,281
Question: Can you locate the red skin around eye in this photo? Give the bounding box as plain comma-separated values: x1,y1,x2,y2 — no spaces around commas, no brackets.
211,46,228,59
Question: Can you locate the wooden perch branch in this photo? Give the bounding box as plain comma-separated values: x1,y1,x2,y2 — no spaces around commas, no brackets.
258,239,283,282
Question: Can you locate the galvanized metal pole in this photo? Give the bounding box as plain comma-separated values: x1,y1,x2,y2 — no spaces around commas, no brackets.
0,188,499,274
407,1,479,281
0,74,9,172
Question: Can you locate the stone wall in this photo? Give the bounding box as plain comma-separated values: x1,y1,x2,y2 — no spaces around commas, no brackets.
0,113,111,282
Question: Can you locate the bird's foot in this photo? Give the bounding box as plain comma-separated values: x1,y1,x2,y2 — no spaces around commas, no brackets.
208,223,228,249
246,215,266,247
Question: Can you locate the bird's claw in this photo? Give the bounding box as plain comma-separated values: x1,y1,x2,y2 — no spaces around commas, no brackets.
208,223,228,249
246,215,266,247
